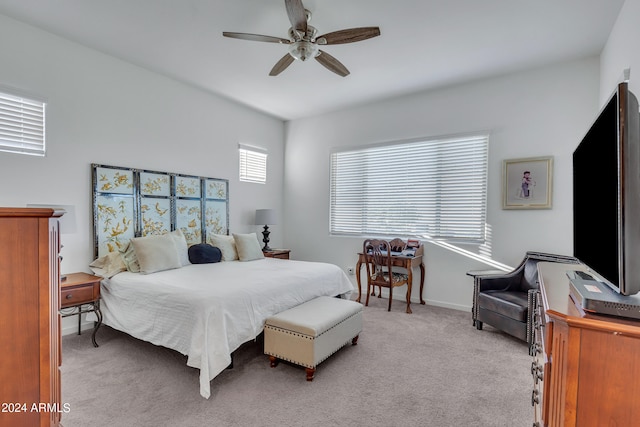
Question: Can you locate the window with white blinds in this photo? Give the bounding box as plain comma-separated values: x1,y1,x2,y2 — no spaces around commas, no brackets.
239,144,267,184
0,90,46,156
330,134,489,242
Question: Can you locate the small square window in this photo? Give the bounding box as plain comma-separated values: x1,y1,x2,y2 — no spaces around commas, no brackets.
0,89,46,156
239,144,267,184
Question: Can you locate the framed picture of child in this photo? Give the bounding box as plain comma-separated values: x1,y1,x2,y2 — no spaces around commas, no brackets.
502,156,553,209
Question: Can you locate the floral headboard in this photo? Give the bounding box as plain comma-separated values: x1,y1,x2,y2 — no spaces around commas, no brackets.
92,163,229,258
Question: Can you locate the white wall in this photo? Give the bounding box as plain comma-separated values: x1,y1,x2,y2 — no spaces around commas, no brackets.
600,0,640,103
0,14,285,333
284,58,600,310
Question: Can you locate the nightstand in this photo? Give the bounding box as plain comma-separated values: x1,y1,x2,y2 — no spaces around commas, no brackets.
263,249,291,260
60,272,102,347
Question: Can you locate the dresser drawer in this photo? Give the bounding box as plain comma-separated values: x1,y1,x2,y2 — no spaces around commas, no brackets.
61,286,96,307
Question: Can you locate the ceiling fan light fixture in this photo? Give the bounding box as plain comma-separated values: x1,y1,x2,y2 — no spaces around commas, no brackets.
289,41,318,61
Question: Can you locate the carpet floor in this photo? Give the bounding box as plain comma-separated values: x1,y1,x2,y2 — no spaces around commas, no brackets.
60,296,532,426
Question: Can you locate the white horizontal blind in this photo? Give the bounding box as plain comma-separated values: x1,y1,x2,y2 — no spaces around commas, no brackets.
330,134,489,242
239,144,267,184
0,90,46,156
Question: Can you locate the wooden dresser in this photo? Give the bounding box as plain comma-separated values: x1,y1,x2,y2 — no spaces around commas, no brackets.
533,262,640,427
0,208,64,427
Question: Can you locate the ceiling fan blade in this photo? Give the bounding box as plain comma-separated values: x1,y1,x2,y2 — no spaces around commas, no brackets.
223,32,290,44
316,27,381,45
285,0,307,33
269,54,295,76
315,50,350,77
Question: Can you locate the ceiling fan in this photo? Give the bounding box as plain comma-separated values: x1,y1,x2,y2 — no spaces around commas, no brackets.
222,0,380,77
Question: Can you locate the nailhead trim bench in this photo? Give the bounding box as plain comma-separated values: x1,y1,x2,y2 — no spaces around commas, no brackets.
264,296,363,381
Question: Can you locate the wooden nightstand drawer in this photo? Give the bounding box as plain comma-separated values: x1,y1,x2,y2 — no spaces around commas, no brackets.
61,286,95,306
264,249,290,259
60,272,103,347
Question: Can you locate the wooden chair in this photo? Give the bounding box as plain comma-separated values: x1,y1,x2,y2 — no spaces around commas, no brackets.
368,237,406,298
363,239,411,313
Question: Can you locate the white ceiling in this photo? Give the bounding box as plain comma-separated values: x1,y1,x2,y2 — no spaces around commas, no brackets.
0,0,626,121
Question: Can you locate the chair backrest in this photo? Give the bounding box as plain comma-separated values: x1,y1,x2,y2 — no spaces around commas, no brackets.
518,252,579,291
520,259,540,291
363,239,392,282
388,238,406,253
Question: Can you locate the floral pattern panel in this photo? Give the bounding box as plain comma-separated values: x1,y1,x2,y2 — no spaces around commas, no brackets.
140,172,171,197
175,175,201,198
205,200,228,237
140,197,171,236
95,195,135,257
206,179,227,200
176,199,202,244
96,167,134,194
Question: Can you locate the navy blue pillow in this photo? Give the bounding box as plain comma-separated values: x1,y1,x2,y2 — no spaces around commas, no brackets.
188,243,222,264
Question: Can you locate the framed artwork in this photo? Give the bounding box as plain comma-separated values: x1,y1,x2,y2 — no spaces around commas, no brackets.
502,156,553,209
92,164,229,258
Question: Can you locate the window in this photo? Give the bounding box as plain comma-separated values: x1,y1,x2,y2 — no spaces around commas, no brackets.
330,134,489,242
239,144,267,184
0,89,46,156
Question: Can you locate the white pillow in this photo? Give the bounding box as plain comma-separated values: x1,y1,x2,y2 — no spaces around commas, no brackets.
171,229,190,266
119,241,140,273
209,234,238,261
89,251,126,278
131,234,182,274
233,233,265,262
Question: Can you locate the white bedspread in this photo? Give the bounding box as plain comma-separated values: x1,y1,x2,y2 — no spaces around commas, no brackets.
99,258,354,398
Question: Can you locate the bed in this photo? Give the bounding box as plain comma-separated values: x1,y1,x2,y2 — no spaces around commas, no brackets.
98,258,354,398
90,164,354,398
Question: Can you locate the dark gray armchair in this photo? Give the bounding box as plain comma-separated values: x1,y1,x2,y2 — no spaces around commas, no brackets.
468,251,578,348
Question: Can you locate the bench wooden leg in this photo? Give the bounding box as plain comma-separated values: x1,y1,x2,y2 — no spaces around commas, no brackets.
352,335,359,345
269,355,279,368
305,367,316,381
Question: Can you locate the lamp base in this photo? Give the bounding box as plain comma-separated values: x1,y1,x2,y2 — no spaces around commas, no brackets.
262,225,272,252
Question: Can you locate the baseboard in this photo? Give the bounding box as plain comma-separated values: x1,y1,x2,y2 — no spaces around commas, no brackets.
357,291,470,313
61,320,96,337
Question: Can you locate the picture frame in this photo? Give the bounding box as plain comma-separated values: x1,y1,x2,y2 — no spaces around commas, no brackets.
502,156,553,209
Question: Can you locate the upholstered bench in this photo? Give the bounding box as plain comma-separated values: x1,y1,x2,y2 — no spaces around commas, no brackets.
264,296,363,381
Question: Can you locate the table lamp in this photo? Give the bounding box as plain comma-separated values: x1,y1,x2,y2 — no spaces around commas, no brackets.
255,209,277,251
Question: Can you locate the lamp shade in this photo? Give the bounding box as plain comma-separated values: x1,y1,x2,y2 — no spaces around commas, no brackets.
255,209,277,225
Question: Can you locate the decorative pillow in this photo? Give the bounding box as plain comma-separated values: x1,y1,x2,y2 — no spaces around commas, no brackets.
208,234,238,261
233,233,265,262
171,229,191,266
119,241,140,273
89,251,126,278
131,234,182,274
188,243,222,264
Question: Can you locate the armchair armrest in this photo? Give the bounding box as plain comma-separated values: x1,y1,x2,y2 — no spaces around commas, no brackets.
474,272,523,292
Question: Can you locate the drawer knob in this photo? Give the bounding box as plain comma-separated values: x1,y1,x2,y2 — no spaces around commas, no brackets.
66,294,73,299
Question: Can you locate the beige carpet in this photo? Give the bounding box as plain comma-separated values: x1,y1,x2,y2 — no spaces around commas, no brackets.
60,297,532,426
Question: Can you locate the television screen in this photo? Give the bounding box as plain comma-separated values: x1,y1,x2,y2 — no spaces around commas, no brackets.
573,82,640,296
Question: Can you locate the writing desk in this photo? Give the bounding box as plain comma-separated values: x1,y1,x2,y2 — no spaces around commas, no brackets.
355,245,426,307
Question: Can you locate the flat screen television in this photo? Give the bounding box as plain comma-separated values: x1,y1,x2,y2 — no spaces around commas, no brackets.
573,82,640,296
